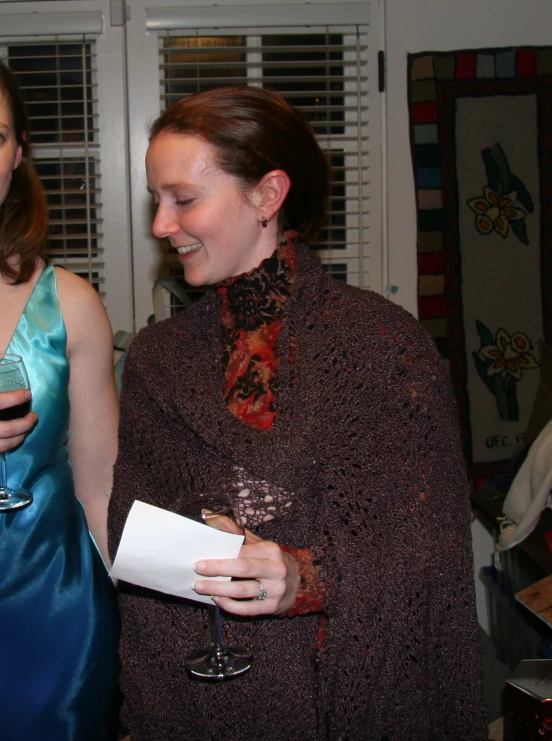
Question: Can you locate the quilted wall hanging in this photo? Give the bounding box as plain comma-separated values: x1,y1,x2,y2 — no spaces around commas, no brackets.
407,46,552,477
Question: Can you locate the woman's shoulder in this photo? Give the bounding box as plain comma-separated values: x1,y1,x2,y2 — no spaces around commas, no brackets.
311,276,450,397
316,280,455,417
54,265,104,309
127,292,214,363
319,276,433,351
54,266,113,353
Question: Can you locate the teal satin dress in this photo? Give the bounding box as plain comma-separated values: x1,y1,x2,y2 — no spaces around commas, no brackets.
0,266,120,740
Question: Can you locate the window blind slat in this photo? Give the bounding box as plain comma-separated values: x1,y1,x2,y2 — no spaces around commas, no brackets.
161,60,364,70
161,43,365,54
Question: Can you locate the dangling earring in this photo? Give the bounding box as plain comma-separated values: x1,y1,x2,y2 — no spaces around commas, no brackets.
260,217,268,228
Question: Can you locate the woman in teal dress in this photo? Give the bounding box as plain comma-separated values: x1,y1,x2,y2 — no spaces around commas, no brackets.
0,61,120,739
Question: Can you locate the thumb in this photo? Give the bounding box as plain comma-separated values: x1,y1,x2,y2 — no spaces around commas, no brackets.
243,528,262,545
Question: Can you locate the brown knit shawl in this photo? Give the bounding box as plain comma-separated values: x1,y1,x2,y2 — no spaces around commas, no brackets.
108,243,488,741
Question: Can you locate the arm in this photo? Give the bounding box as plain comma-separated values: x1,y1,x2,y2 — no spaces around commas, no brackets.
0,389,37,452
108,336,177,561
314,318,487,738
56,268,119,567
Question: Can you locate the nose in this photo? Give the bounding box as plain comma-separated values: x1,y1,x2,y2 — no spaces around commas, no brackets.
152,202,178,240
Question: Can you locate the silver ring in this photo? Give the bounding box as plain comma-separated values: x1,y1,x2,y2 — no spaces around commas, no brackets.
256,580,268,601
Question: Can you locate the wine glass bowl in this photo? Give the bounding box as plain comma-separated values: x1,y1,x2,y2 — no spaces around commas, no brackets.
0,353,33,511
183,494,253,680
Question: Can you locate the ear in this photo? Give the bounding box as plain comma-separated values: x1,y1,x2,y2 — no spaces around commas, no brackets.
253,169,291,222
13,143,23,171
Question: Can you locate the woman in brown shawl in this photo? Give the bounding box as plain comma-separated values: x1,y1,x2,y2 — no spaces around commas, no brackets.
108,86,488,741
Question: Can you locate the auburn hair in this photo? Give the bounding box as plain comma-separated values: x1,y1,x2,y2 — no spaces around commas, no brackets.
149,86,331,244
0,60,48,284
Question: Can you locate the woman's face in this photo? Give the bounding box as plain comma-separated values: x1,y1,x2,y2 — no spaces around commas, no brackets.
146,132,275,287
0,92,22,209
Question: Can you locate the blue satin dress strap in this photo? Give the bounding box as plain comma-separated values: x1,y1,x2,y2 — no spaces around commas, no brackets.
0,265,120,741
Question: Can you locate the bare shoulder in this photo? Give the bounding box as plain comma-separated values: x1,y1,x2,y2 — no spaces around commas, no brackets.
54,267,113,354
54,265,102,306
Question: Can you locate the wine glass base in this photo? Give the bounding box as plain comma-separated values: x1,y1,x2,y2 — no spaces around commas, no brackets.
0,487,33,512
185,645,253,680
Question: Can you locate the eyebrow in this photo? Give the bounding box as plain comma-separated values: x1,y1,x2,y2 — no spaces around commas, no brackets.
147,181,193,194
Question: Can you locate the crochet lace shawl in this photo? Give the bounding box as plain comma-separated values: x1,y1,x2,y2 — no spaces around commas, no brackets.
108,242,487,741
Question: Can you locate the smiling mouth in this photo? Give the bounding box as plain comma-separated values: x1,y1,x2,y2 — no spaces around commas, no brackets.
176,242,203,255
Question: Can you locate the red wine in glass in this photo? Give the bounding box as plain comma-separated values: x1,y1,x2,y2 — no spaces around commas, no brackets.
0,400,31,421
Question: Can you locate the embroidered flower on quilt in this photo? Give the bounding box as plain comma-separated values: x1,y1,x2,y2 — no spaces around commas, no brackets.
466,142,534,246
473,320,539,421
478,328,538,381
467,186,527,239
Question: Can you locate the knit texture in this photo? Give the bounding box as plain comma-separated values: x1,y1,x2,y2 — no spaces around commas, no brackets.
108,242,488,741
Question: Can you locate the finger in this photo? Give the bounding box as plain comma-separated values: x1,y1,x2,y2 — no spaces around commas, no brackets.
239,540,283,560
194,555,286,580
0,433,26,453
194,579,284,611
204,515,243,536
193,557,252,579
0,412,38,443
214,595,275,617
193,578,262,601
0,389,31,410
243,528,262,545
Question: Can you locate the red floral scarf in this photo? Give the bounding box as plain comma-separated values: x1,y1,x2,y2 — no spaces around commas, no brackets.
217,233,297,430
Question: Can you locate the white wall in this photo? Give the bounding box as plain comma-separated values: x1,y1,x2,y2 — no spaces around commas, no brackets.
384,0,552,633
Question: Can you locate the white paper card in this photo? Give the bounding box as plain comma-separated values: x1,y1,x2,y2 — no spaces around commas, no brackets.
110,500,244,605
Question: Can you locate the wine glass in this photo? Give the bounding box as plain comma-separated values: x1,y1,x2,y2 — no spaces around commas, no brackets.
183,494,253,680
0,353,32,511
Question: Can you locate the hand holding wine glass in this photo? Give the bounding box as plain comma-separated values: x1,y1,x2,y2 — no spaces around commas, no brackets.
193,526,301,617
0,388,37,453
0,353,33,511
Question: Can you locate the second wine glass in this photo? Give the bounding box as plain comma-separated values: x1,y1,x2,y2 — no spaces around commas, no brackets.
0,353,32,512
184,494,253,680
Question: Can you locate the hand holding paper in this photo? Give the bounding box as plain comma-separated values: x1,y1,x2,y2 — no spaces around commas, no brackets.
110,500,244,605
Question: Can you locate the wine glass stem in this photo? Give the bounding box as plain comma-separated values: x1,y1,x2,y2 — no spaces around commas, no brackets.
209,604,224,647
0,452,7,489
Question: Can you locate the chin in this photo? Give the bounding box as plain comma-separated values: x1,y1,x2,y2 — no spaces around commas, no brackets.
183,273,206,288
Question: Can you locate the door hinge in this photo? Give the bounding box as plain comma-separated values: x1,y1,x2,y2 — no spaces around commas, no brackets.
378,50,386,93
